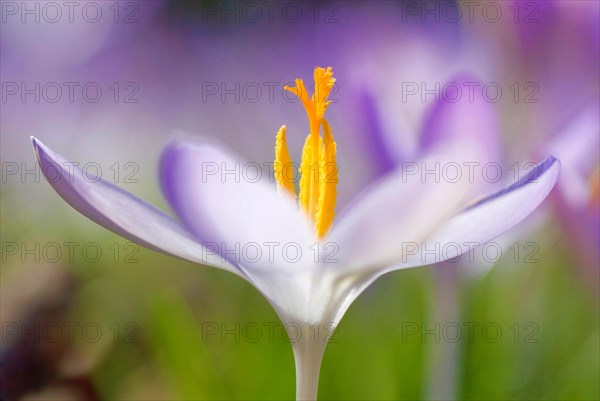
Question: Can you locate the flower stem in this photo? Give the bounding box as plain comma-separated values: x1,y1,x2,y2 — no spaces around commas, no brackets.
291,324,328,401
426,262,462,400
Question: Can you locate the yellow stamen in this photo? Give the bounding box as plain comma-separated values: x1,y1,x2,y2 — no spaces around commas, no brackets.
274,125,296,198
312,67,336,119
276,67,338,238
316,119,338,238
298,133,322,214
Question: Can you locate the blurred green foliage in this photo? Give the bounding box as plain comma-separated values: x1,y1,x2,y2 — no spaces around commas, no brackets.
2,218,598,400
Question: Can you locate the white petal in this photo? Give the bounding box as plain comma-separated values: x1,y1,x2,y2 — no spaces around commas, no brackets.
160,141,316,273
31,137,240,276
327,139,478,274
390,156,561,270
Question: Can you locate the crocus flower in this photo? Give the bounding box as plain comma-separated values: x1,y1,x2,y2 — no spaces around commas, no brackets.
32,67,560,400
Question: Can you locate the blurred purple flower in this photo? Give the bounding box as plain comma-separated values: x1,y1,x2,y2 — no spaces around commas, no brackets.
502,0,599,130
361,74,505,201
545,105,600,291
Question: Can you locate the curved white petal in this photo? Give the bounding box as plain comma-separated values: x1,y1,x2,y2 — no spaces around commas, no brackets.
302,157,560,329
160,141,316,271
327,139,479,275
160,141,318,320
31,137,240,276
389,156,561,270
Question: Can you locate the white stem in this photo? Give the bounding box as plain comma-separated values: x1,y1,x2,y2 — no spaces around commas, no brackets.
291,324,328,401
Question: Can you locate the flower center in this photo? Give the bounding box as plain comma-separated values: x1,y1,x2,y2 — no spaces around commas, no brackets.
274,66,338,239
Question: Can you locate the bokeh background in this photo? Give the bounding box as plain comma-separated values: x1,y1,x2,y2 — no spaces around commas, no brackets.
1,0,598,400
